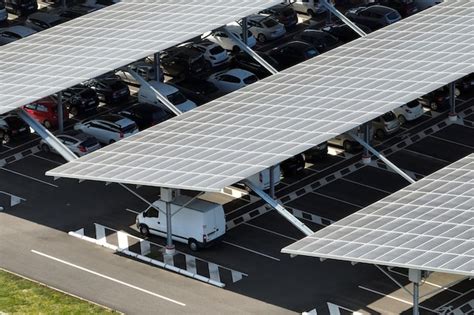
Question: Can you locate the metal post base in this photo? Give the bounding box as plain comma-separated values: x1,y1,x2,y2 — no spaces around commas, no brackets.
362,155,372,164
449,113,458,121
165,245,175,255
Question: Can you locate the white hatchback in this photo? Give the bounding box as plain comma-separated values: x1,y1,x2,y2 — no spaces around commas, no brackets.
205,24,257,52
247,14,286,43
74,114,138,144
207,68,258,93
393,100,424,124
189,41,229,68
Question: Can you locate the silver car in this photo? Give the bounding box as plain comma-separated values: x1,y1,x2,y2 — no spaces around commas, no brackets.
247,14,286,43
40,131,101,157
372,111,400,140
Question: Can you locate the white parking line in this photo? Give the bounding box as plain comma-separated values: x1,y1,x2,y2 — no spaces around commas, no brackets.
341,178,393,195
31,249,186,306
33,154,63,165
402,148,451,164
312,192,363,208
244,222,298,241
387,269,463,295
429,135,474,150
0,167,58,188
222,241,281,262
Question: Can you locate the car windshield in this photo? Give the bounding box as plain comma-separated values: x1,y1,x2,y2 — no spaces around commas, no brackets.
382,112,396,121
120,123,137,134
81,137,99,148
167,91,187,105
210,45,224,55
387,11,400,19
263,18,278,28
407,100,420,108
243,75,258,85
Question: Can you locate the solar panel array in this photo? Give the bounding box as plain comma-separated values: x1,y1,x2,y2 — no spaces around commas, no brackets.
282,154,474,277
47,0,474,191
0,0,280,114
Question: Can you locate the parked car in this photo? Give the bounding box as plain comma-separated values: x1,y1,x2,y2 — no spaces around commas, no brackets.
62,84,99,116
456,73,474,94
304,142,328,162
160,45,207,78
393,100,424,124
329,126,373,153
280,154,305,177
185,40,229,68
22,97,68,129
231,51,280,79
5,0,37,16
138,81,197,113
320,23,372,43
25,12,65,31
84,74,130,104
0,114,30,144
169,77,219,106
40,130,100,156
205,25,257,52
0,2,7,23
372,111,400,139
74,114,138,144
207,68,258,93
118,103,170,130
345,5,401,30
246,14,286,43
293,29,341,53
268,41,319,70
291,0,327,17
0,25,36,45
418,86,460,111
375,0,418,17
260,3,298,28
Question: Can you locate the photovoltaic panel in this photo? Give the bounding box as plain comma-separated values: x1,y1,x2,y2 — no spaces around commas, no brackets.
47,0,474,191
0,0,280,114
282,154,474,277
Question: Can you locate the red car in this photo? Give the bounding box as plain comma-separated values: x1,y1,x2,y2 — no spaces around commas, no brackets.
23,97,68,129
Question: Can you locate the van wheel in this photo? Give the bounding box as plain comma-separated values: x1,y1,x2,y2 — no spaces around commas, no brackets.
376,129,385,140
398,115,406,125
139,224,150,237
343,140,352,153
188,239,199,251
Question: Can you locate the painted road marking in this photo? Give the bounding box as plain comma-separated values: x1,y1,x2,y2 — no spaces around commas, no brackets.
312,191,364,209
402,148,451,164
244,222,298,241
222,241,281,262
0,167,58,188
31,249,186,306
341,178,393,195
33,154,63,165
429,135,474,150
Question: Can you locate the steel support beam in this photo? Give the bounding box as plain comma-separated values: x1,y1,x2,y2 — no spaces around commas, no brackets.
269,165,276,198
362,123,371,163
161,187,175,254
17,109,77,162
409,269,422,315
57,92,64,133
153,53,162,82
126,68,182,116
242,17,248,45
349,132,415,184
320,0,367,37
245,180,313,236
223,28,278,75
449,82,457,121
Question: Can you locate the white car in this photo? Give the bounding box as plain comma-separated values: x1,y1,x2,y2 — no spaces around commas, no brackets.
291,0,327,17
0,25,36,45
247,14,286,43
393,100,424,124
40,131,101,157
138,81,197,113
187,40,229,68
74,114,138,144
207,68,258,93
205,24,257,52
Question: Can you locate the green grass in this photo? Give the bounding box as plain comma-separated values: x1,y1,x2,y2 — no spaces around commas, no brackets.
0,269,117,315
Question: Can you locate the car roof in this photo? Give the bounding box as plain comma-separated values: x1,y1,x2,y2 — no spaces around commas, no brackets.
59,130,90,140
2,25,36,37
93,114,124,123
147,81,178,95
277,41,314,49
223,68,255,78
28,12,63,23
248,13,272,22
366,5,396,14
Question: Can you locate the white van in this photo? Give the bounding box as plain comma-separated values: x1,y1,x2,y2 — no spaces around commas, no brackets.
247,165,281,190
136,195,226,251
138,80,197,113
290,0,327,17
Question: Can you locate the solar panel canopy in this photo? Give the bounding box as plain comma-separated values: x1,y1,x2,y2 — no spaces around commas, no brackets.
0,0,280,114
283,154,474,277
47,0,474,192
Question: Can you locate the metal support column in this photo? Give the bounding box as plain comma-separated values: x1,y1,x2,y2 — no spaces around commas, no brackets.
17,109,77,162
349,132,415,184
153,52,162,82
409,269,421,315
161,187,175,255
269,165,275,198
362,123,371,164
57,92,64,133
242,17,248,45
320,0,367,37
245,180,313,236
223,28,278,75
449,82,457,121
126,68,182,116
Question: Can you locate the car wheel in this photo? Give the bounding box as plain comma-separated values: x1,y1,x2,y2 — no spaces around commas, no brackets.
43,120,52,129
398,115,406,125
257,33,266,43
139,224,150,237
430,102,438,111
343,140,352,153
188,238,199,251
376,129,385,140
41,143,50,153
69,106,79,117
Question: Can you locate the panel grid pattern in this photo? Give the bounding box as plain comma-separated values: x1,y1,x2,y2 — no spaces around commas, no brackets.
0,0,280,113
47,0,474,191
282,154,474,277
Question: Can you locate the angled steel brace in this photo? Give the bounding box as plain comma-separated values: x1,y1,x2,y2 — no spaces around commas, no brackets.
125,68,182,116
349,132,416,184
320,0,367,37
17,109,77,162
222,28,278,76
245,179,313,236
